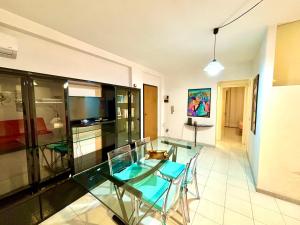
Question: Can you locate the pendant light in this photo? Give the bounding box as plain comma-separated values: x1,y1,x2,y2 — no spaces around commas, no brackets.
204,28,224,76
204,0,264,76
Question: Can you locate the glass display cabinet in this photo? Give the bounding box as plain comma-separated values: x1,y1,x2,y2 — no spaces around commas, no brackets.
116,87,130,147
116,87,141,147
32,77,71,182
130,88,140,143
0,74,30,198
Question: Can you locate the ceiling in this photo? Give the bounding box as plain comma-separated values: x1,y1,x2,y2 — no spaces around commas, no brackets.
0,0,299,76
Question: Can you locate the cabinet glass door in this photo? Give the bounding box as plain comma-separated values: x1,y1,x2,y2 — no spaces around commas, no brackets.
32,78,70,181
116,87,129,147
0,75,30,198
130,89,140,142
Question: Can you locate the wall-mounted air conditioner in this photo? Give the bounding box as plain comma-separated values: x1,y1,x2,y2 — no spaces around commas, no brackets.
0,32,18,59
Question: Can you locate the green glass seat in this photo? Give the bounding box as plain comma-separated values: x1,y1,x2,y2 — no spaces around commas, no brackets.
159,160,185,180
132,174,170,206
113,163,149,181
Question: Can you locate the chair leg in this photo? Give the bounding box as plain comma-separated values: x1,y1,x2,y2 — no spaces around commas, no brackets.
184,188,191,223
161,212,167,225
180,196,187,225
193,173,200,199
135,198,140,225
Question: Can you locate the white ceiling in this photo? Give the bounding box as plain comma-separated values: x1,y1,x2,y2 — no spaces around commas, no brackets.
0,0,299,75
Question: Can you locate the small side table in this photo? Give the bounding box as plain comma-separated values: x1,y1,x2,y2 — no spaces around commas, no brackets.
184,123,214,146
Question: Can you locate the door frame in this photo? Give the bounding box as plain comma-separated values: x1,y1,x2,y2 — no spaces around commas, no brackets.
216,79,252,149
143,84,158,139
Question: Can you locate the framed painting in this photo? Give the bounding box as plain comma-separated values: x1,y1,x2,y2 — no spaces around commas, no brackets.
187,88,211,117
251,74,259,134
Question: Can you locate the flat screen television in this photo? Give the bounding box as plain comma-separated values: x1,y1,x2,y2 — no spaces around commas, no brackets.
69,96,100,121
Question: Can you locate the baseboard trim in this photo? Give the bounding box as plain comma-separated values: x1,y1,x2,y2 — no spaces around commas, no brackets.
256,188,300,205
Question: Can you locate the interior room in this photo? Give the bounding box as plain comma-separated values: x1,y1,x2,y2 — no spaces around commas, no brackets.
0,1,299,225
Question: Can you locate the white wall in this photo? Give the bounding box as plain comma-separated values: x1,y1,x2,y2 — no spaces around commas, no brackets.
0,9,164,136
259,86,300,201
249,25,300,202
163,62,253,146
247,26,277,183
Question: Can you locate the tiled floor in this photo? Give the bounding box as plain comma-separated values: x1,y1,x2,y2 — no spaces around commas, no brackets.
41,143,300,225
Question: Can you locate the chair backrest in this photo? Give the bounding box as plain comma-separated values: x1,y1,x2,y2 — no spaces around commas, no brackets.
135,137,153,149
107,145,132,175
184,152,200,184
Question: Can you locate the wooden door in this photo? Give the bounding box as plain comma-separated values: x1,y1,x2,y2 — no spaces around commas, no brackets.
143,84,158,140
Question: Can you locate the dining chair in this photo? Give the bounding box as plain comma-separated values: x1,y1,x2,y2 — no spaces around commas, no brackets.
182,152,200,222
107,145,132,176
134,137,153,150
132,168,187,225
157,151,200,223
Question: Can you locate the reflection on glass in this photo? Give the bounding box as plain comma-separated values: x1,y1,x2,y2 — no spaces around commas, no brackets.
33,78,69,180
0,75,29,197
116,88,129,147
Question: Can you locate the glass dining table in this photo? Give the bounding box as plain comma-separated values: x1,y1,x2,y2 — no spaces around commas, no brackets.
73,137,202,225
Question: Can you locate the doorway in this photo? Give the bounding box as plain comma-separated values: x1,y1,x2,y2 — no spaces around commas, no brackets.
216,80,251,150
143,84,158,140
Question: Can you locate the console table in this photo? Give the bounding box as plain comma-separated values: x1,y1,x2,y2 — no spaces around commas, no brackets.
184,123,214,146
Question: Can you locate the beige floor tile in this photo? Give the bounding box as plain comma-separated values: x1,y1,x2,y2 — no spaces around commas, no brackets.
254,221,266,225
225,195,253,218
68,193,101,215
226,184,251,202
227,176,249,190
252,204,285,225
40,207,84,225
250,192,280,212
283,215,300,225
192,214,221,225
197,199,224,224
206,177,227,193
223,209,254,225
77,204,116,225
276,198,300,220
202,186,226,206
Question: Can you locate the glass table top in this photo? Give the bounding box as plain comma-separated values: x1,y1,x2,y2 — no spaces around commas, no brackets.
73,137,202,224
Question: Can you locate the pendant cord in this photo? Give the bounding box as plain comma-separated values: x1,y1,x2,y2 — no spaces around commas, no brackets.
213,33,217,60
218,0,264,29
211,0,264,61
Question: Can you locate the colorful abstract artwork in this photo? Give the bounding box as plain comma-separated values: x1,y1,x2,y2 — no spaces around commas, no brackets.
187,88,211,117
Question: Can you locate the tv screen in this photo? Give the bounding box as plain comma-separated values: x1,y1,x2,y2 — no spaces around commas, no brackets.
69,96,100,121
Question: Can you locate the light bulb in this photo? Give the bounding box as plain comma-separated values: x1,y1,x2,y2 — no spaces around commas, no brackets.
204,59,224,76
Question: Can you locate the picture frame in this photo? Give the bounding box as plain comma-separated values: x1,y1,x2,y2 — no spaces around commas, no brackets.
251,74,259,134
187,88,211,118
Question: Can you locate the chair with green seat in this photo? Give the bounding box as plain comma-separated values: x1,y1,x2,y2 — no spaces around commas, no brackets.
132,165,187,225
45,141,68,170
157,151,200,223
182,152,200,222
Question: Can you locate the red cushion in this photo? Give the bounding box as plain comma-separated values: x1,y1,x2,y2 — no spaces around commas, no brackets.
0,117,51,146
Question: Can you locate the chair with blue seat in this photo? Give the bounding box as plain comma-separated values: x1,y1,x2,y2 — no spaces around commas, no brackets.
158,151,200,223
132,167,187,225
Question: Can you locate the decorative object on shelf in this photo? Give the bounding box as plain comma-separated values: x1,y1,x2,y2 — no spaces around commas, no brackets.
50,113,63,129
251,74,259,134
145,150,169,160
164,95,169,103
187,88,211,117
187,117,192,125
204,0,264,76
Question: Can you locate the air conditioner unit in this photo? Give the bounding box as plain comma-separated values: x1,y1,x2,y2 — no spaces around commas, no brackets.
0,32,18,59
